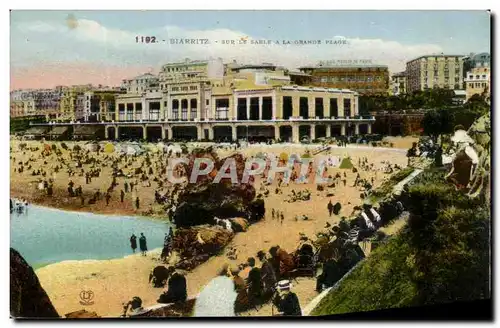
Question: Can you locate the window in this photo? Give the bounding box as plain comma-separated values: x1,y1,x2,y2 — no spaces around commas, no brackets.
206,99,210,105
172,99,179,120
190,99,197,119
164,101,168,107
181,86,189,91
189,86,198,91
215,99,229,120
482,75,486,79
320,77,328,83
172,87,179,92
343,99,351,117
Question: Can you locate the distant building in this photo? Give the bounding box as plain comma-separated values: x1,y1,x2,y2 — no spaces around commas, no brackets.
10,88,63,120
59,84,94,121
82,88,126,122
464,66,490,102
406,54,464,93
10,90,35,118
390,72,407,95
298,61,389,95
462,52,490,81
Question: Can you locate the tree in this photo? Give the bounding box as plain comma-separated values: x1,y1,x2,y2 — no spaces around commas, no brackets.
422,108,454,143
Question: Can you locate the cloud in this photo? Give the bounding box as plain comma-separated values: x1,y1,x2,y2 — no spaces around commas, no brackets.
11,18,444,88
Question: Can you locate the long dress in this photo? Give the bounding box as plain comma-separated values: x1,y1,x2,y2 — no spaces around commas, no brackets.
260,260,277,295
193,276,237,317
139,236,147,252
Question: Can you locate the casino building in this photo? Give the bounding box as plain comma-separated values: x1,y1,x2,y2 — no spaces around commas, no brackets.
30,58,375,143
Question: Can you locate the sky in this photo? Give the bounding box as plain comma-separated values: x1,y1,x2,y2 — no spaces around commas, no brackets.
10,10,491,90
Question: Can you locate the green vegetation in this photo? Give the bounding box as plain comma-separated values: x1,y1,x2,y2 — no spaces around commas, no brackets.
369,167,414,201
10,116,46,133
312,168,490,316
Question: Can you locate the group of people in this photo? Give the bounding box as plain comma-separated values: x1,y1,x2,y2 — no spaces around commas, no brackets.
10,198,28,215
129,233,148,256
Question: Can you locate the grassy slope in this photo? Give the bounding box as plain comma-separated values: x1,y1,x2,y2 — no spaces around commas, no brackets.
312,168,490,316
312,229,417,315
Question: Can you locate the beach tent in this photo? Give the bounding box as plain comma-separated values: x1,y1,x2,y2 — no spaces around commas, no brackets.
289,153,301,163
339,157,354,169
167,144,182,155
145,143,159,153
156,142,167,153
123,144,144,156
255,152,266,160
279,152,289,162
84,142,99,152
104,142,115,153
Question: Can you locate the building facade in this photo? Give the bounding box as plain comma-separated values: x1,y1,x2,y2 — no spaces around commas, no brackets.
81,88,126,122
298,62,390,95
464,66,490,102
10,88,62,119
26,59,375,143
406,54,464,93
10,90,35,118
462,52,490,81
105,60,374,142
390,72,407,95
59,84,94,121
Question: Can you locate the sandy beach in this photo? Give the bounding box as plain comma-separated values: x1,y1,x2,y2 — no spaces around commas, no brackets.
10,138,414,317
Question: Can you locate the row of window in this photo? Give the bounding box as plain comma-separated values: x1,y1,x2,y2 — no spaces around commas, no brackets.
170,86,199,92
468,82,488,89
316,76,385,83
422,57,461,62
468,74,488,80
423,84,461,89
164,66,197,73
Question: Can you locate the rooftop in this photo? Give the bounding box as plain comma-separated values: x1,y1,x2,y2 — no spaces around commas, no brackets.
407,54,465,62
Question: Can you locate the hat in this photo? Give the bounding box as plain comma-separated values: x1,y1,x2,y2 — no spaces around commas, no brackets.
230,266,240,275
277,280,291,291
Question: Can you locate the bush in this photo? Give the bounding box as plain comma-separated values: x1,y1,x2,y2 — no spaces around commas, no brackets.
61,142,68,150
51,144,57,151
73,144,81,152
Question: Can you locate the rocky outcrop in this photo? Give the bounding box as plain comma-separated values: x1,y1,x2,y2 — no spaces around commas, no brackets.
172,151,261,227
10,248,59,318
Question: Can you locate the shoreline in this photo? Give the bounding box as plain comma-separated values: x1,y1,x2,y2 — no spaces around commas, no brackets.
10,197,169,223
10,183,168,221
34,247,164,273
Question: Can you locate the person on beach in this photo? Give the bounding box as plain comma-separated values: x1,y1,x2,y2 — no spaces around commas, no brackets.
120,190,125,203
135,197,140,210
130,234,137,253
327,200,333,217
272,280,302,316
246,257,263,305
139,233,147,256
257,250,277,298
105,193,111,206
157,267,187,304
269,246,295,278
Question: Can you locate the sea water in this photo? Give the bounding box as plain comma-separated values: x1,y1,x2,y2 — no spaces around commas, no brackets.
10,204,171,269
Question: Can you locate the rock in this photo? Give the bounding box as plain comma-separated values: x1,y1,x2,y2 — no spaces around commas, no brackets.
10,248,59,318
173,152,260,227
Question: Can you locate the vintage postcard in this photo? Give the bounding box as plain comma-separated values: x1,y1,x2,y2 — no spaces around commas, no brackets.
9,10,491,319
